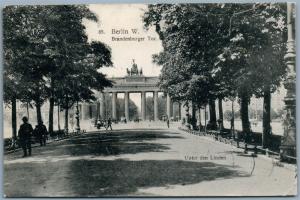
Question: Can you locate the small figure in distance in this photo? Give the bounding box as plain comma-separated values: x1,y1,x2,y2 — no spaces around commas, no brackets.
34,121,48,146
106,117,113,130
18,117,33,157
167,118,170,128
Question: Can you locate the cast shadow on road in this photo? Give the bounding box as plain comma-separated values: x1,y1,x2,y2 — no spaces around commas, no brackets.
66,159,249,197
61,130,183,156
4,130,250,197
4,129,183,160
4,159,248,197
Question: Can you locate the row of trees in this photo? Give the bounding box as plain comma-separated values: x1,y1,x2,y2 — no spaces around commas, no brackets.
4,5,113,140
143,3,287,148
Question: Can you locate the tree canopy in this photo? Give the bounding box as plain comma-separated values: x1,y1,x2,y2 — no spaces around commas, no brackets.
143,3,287,137
3,5,113,136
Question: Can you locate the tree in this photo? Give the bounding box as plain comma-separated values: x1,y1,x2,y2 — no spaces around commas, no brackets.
216,3,286,147
144,3,287,137
249,6,286,147
39,6,113,133
56,40,113,133
3,6,48,140
144,4,236,130
3,74,18,141
3,6,26,140
3,5,113,136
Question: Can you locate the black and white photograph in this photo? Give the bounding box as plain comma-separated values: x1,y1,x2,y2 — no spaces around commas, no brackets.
2,2,297,197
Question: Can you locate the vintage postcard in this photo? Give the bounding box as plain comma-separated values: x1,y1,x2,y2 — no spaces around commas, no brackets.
2,2,297,197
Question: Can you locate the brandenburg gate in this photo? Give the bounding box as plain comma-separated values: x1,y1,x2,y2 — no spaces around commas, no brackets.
84,60,178,121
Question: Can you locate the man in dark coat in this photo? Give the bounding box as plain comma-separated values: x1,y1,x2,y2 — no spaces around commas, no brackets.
34,121,48,146
18,117,33,157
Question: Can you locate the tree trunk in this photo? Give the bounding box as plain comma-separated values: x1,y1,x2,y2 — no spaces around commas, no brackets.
208,99,217,130
36,103,42,125
64,107,69,134
262,86,271,148
11,97,17,141
191,102,196,130
48,97,54,135
240,93,251,144
231,100,235,137
57,104,61,131
26,102,29,119
198,107,202,131
48,78,54,135
204,104,207,133
218,98,224,130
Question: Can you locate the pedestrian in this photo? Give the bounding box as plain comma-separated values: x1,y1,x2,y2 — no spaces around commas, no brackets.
18,116,33,157
167,118,170,128
106,117,113,130
33,121,48,146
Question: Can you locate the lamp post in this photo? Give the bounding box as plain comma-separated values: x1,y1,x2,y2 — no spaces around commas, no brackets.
280,3,296,162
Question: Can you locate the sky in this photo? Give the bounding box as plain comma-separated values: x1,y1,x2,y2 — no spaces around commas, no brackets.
84,4,163,78
83,4,164,109
82,4,286,112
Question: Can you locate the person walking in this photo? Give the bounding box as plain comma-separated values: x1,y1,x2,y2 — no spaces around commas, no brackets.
18,117,33,157
167,118,170,128
106,118,113,130
33,121,48,146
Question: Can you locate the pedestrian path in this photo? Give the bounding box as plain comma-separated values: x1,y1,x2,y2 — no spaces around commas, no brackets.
3,125,297,197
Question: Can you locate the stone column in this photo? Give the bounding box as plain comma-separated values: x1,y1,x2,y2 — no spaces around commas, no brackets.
112,92,117,120
124,92,129,121
141,91,146,121
99,92,105,119
172,102,177,119
154,91,159,121
81,103,89,120
166,94,172,119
